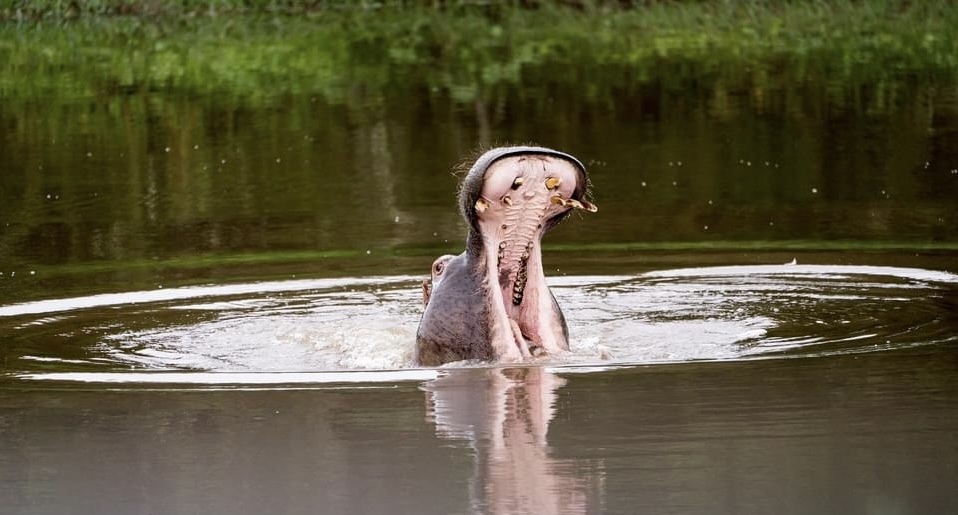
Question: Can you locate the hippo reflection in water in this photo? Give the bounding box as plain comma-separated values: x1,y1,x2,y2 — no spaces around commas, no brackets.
416,146,596,366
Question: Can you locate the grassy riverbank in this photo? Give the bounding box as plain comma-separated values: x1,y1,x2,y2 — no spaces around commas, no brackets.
1,0,956,104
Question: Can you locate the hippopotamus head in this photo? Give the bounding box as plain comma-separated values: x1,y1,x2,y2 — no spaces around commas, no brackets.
416,146,596,366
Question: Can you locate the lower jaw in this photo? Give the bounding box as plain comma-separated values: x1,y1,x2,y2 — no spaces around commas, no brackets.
495,252,547,339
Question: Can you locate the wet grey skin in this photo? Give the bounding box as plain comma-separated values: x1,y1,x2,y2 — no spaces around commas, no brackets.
416,146,596,366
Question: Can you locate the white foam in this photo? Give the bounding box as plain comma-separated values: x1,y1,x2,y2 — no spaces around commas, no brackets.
98,287,422,372
0,276,422,317
644,264,958,283
17,369,439,385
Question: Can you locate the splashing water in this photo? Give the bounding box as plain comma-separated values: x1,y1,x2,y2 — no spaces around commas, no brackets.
2,264,956,385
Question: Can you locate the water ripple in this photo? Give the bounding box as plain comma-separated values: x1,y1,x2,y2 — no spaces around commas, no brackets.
2,264,955,384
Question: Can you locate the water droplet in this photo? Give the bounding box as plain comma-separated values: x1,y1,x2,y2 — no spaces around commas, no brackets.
677,161,683,166
275,158,281,163
394,216,400,223
194,144,199,150
164,147,171,153
640,181,647,187
86,152,92,157
811,187,818,194
366,250,371,255
672,181,677,186
29,270,35,275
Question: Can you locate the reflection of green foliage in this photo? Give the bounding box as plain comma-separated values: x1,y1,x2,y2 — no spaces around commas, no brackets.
19,240,958,297
1,1,957,303
1,0,956,106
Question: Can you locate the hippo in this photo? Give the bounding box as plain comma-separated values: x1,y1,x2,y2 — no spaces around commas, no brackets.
416,146,596,366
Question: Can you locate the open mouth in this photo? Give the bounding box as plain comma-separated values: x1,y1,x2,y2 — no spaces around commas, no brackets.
471,153,596,357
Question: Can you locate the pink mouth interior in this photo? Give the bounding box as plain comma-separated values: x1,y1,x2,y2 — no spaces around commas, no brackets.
473,155,585,353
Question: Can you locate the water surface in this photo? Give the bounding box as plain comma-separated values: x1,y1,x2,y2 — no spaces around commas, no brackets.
2,344,956,515
2,16,958,514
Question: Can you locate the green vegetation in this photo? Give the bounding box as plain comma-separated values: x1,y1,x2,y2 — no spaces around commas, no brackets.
1,0,956,105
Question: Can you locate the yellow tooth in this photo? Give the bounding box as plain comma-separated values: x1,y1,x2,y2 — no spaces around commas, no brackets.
511,177,524,189
502,195,513,206
568,199,598,213
550,195,567,206
545,177,562,190
475,198,488,213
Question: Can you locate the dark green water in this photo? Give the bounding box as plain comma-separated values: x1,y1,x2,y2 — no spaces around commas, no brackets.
3,71,956,300
2,15,958,515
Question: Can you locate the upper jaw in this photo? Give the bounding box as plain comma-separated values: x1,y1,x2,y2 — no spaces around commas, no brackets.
475,154,590,302
459,146,593,240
